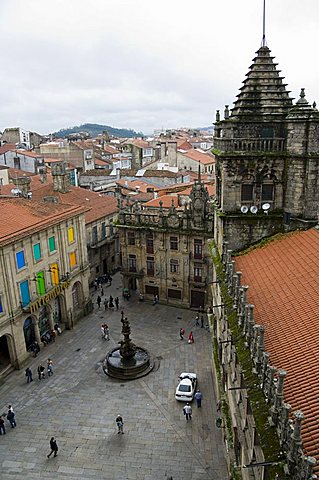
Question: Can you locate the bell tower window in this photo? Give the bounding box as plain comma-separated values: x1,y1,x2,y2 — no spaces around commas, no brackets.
241,184,254,202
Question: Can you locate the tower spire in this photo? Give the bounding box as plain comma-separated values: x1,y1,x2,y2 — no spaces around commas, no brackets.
262,0,267,46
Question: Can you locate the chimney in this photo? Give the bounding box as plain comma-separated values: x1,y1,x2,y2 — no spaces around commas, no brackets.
51,162,70,193
167,142,177,166
131,145,143,169
13,176,31,198
39,167,47,183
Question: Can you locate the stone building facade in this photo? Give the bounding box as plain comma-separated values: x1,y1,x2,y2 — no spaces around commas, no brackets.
117,177,215,308
0,196,90,374
209,241,317,479
213,46,319,251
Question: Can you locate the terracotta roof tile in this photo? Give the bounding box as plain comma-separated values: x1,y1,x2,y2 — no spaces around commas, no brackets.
0,197,87,245
234,228,319,470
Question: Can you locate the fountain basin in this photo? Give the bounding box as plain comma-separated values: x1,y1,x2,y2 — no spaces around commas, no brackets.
103,346,155,380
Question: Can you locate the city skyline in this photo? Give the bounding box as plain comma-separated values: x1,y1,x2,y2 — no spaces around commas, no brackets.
0,0,318,135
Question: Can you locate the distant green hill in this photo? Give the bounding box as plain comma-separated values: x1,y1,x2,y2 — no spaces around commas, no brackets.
51,123,143,138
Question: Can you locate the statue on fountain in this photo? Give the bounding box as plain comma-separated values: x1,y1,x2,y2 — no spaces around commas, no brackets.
119,316,137,360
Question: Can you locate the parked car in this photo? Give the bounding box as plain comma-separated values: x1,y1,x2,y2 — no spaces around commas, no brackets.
175,372,197,401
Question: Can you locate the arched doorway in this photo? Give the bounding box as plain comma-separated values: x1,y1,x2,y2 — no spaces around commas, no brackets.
0,335,10,371
72,282,83,311
38,305,51,336
23,316,36,349
52,295,66,325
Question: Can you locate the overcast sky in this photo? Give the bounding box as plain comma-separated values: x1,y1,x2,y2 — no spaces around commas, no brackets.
0,0,318,135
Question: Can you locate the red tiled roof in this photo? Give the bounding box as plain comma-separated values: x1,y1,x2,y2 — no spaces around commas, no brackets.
0,197,87,246
1,174,118,224
0,143,16,154
180,148,215,165
143,194,181,209
15,149,43,158
234,228,319,470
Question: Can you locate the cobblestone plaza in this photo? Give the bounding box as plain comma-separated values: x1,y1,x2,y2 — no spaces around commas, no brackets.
0,274,228,480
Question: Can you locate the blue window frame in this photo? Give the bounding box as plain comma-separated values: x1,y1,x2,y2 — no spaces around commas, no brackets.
16,251,26,269
19,280,30,307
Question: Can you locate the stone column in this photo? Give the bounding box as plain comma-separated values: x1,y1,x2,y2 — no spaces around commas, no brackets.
271,369,287,425
255,325,265,373
287,410,304,473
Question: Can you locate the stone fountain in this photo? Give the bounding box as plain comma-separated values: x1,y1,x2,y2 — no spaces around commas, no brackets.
103,313,155,380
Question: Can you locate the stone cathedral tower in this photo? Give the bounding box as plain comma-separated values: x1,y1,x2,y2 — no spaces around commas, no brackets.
213,45,319,251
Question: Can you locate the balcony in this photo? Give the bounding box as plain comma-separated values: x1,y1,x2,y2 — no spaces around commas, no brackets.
121,267,145,278
213,137,286,153
189,276,207,287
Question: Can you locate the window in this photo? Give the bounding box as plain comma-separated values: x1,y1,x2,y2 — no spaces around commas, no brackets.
170,236,178,251
101,222,106,239
68,227,75,244
170,259,179,274
168,289,181,299
69,251,77,269
128,254,136,273
36,271,46,296
146,234,154,254
128,232,135,246
109,222,114,236
92,226,98,245
0,295,3,313
262,184,274,202
50,263,59,285
194,239,203,260
194,264,203,283
20,280,30,307
146,257,155,276
48,236,56,253
33,243,41,262
241,184,254,202
16,250,26,269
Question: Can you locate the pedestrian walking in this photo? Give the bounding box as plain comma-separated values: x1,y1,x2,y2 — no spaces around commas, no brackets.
183,403,192,421
109,295,114,309
7,406,16,428
153,294,158,305
116,415,124,434
101,287,104,297
103,298,108,310
25,367,33,383
194,389,202,408
109,276,112,286
47,437,58,458
47,358,53,376
94,279,98,291
97,295,101,308
188,331,194,344
104,325,110,341
115,297,119,310
195,313,199,326
200,314,204,328
179,328,185,340
0,415,5,435
38,364,45,380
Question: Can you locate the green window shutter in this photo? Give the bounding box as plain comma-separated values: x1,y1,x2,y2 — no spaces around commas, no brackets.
36,271,46,295
48,236,56,253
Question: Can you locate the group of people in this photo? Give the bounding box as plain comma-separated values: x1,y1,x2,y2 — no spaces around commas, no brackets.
94,274,112,290
0,405,16,434
179,328,194,343
97,294,119,310
182,390,203,421
31,358,54,381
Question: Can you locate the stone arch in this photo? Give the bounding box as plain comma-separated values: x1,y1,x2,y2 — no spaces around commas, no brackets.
38,304,52,337
72,281,84,311
52,294,67,327
23,315,37,349
0,334,12,372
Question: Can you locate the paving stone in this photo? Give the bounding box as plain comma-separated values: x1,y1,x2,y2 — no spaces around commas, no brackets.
0,273,229,479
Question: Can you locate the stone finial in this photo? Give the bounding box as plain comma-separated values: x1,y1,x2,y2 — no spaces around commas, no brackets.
313,101,317,109
216,110,220,122
296,88,309,106
224,105,229,120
